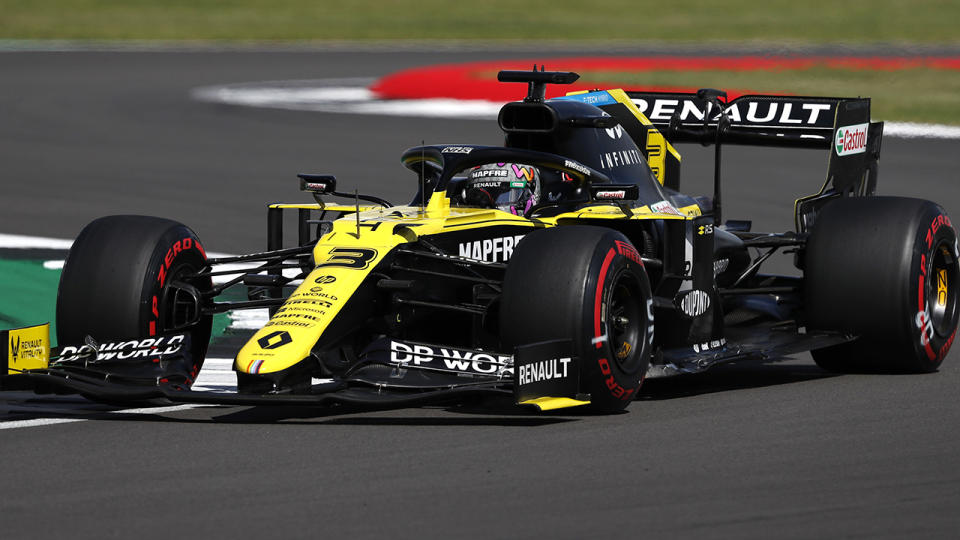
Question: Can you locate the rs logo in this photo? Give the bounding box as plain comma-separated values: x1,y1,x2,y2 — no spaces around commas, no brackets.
258,331,293,350
317,248,378,269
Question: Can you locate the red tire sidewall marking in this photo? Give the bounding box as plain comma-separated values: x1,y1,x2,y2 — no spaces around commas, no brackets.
588,244,650,403
593,248,616,349
147,235,207,378
914,212,956,365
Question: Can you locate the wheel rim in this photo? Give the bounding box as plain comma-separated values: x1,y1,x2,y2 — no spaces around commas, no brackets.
607,270,645,373
159,260,205,332
928,240,959,337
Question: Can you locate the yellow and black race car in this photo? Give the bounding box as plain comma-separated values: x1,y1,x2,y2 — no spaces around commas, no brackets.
3,69,958,413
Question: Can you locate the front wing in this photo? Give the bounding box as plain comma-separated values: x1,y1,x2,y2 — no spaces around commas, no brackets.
1,325,589,411
3,323,853,411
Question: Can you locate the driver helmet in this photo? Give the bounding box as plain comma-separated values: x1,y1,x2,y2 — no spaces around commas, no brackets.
461,163,541,215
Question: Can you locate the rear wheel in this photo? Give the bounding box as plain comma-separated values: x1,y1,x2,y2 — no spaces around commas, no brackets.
56,215,212,384
805,197,960,373
501,226,653,412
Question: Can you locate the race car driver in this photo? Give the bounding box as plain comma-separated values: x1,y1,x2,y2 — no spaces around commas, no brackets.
459,162,541,216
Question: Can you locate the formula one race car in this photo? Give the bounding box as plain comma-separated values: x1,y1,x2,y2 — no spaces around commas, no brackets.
3,69,958,413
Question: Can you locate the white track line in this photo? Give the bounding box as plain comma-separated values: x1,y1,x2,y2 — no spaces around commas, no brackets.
1,236,246,431
0,235,298,430
2,233,273,339
192,83,501,119
0,234,300,285
0,233,234,259
0,404,220,431
192,81,960,139
0,404,223,430
227,308,271,330
883,122,960,139
1,358,236,430
1,357,340,430
0,233,74,250
0,417,85,429
193,357,237,391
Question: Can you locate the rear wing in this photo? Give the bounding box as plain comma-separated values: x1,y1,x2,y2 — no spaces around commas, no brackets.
511,69,882,232
621,91,884,232
625,92,844,148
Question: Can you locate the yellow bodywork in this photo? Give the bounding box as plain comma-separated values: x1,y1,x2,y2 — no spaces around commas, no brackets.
236,192,539,375
236,88,696,376
236,189,696,375
519,396,591,411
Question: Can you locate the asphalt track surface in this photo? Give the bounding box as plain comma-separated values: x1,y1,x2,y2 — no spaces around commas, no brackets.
2,50,960,539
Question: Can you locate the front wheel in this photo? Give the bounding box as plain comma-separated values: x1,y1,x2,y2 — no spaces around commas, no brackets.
501,226,654,413
56,215,213,384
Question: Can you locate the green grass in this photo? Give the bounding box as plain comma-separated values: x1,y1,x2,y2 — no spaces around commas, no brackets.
580,67,960,125
1,0,959,43
0,258,240,348
0,260,61,345
2,1,958,125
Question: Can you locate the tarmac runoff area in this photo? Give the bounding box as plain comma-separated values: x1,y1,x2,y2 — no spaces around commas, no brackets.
2,50,960,539
192,56,960,139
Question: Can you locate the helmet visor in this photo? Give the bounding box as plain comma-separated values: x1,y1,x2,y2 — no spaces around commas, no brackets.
464,179,529,213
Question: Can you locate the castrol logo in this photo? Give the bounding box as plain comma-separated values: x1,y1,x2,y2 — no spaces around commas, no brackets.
835,123,869,156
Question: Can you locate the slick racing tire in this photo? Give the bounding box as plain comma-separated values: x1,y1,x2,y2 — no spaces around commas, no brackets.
501,226,653,413
56,215,213,384
805,197,960,373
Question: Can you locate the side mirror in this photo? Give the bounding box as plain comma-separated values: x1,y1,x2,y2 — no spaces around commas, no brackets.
589,184,640,201
298,174,337,194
